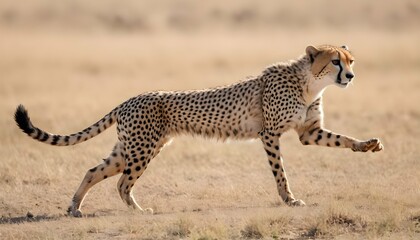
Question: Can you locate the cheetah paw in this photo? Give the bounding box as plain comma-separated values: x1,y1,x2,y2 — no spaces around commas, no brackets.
137,207,154,215
287,199,306,207
143,207,154,215
352,138,383,152
67,206,83,218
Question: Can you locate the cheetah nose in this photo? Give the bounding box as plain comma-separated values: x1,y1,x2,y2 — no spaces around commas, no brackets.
345,73,354,81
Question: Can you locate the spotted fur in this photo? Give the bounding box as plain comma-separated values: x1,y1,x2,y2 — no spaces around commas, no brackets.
14,45,383,217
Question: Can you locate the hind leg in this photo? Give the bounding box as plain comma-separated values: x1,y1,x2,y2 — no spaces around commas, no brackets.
117,152,153,213
68,142,125,217
117,167,150,213
117,136,170,214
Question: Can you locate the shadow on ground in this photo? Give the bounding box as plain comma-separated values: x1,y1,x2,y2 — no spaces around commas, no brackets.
0,212,99,224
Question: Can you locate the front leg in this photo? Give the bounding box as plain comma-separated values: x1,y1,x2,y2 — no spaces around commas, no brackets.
298,97,383,152
299,127,383,152
260,132,305,206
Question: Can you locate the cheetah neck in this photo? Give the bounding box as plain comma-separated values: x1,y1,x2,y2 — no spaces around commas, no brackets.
302,74,328,104
299,57,329,105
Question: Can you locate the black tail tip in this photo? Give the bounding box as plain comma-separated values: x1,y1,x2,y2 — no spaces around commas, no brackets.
14,104,34,135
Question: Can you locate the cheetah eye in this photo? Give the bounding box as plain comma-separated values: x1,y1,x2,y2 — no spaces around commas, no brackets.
349,59,354,64
331,59,340,66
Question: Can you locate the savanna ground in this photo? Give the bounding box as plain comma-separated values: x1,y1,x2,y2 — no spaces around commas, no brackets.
1,0,420,239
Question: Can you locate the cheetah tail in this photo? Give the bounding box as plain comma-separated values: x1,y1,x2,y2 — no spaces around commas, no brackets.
14,104,117,146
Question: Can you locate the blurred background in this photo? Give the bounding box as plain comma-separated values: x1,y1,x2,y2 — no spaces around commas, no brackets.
1,0,419,31
0,0,419,238
1,0,419,114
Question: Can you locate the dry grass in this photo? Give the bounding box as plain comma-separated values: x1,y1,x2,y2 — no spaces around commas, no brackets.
1,0,420,239
240,215,290,239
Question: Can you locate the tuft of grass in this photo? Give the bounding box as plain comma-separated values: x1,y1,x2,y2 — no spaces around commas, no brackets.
326,211,367,231
240,216,290,239
303,207,367,238
369,214,402,236
167,217,194,238
411,215,420,233
241,219,264,239
303,220,329,238
191,223,229,240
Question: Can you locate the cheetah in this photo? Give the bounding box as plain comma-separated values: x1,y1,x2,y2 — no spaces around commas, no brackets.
14,45,383,217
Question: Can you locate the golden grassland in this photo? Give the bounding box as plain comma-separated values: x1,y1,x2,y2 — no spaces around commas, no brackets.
1,0,420,239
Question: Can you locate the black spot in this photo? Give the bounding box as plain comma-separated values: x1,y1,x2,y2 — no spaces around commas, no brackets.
274,163,280,169
125,168,131,175
304,141,309,145
335,141,341,146
51,135,60,145
89,167,97,172
272,170,278,177
265,149,275,157
40,133,49,142
135,166,141,171
233,129,238,136
35,128,42,140
104,175,108,179
327,133,332,138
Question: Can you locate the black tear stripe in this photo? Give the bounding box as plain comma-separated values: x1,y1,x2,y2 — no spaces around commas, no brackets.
337,51,343,82
317,64,328,76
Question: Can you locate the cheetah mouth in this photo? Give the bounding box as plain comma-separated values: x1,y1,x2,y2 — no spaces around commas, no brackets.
336,81,349,88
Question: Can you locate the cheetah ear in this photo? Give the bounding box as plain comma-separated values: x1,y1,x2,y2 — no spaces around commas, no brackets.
341,45,349,50
305,45,320,63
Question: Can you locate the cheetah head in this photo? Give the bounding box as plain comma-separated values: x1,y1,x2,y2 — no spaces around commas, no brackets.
306,45,355,88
